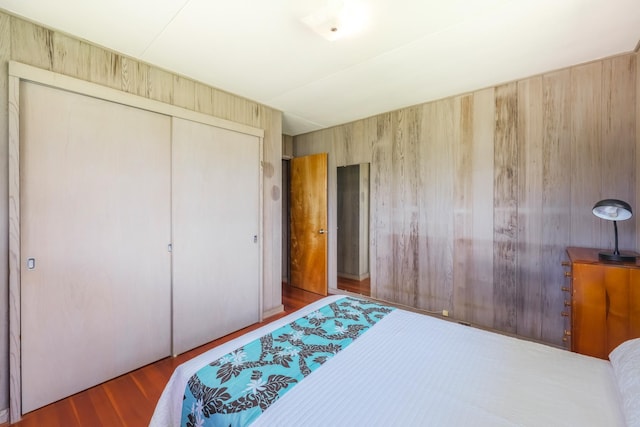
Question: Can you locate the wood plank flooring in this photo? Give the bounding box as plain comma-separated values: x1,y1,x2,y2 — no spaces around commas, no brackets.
337,276,370,296
7,285,324,427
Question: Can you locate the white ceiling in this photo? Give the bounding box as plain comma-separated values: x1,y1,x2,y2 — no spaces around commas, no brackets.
1,0,639,135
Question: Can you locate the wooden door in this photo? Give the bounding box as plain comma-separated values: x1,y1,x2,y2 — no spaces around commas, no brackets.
20,82,172,413
290,153,328,295
171,117,261,355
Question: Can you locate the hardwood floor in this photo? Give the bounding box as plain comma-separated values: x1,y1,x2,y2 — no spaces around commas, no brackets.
8,284,324,427
337,276,370,296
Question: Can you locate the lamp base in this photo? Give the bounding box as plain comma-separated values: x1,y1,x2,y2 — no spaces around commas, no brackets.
598,251,637,263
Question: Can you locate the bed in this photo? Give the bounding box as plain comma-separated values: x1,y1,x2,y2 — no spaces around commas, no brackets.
150,295,638,427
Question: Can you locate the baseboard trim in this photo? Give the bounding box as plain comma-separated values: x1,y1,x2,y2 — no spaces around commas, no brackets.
337,272,370,281
0,408,9,424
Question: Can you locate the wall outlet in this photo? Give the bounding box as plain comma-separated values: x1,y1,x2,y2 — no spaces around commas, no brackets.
442,309,449,317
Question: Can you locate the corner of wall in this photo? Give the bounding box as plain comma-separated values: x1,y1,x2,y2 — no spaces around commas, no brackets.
0,10,11,416
636,49,640,252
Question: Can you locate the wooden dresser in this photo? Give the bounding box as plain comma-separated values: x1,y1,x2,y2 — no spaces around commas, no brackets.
563,247,640,359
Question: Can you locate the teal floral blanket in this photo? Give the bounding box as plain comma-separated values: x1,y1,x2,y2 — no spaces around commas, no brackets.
182,297,395,427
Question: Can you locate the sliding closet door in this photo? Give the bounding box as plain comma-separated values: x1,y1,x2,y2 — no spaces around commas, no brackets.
172,117,260,355
20,82,172,413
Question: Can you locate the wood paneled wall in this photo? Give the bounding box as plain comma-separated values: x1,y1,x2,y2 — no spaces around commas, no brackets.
294,53,638,347
0,12,283,414
0,12,10,421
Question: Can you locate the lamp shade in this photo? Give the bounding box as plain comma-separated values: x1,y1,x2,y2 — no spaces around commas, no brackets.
592,199,633,221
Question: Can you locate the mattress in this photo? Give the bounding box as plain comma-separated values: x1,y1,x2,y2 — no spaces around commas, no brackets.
150,295,627,427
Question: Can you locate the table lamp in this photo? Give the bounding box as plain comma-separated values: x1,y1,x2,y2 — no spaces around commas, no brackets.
592,199,636,262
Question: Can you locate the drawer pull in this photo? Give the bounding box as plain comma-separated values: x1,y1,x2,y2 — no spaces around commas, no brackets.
564,330,571,336
561,286,570,292
561,312,570,317
561,261,570,267
564,301,571,307
564,271,572,277
562,336,568,342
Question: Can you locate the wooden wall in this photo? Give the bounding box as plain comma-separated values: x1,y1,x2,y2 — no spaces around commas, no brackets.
294,52,638,347
637,50,640,253
0,12,283,414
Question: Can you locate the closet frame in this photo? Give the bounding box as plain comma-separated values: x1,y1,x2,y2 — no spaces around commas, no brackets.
7,61,265,422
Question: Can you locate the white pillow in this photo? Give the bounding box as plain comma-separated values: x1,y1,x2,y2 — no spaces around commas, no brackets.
610,338,640,427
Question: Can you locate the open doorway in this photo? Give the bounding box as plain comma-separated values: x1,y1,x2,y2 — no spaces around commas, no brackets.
336,163,370,296
282,159,290,284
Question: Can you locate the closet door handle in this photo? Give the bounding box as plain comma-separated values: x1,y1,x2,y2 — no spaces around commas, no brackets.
318,229,327,234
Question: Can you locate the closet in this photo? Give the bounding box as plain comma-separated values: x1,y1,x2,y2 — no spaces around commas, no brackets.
12,68,262,415
172,118,260,355
20,81,173,413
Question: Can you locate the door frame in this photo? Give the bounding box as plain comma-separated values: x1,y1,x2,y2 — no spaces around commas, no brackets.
7,61,264,422
282,159,291,284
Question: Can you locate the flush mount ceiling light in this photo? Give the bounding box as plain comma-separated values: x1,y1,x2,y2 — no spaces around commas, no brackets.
301,0,370,41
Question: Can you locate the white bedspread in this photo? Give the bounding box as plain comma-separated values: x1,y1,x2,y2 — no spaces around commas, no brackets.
151,295,625,427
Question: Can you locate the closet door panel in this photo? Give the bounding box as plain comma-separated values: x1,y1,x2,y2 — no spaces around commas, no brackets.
20,82,172,413
172,117,260,355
